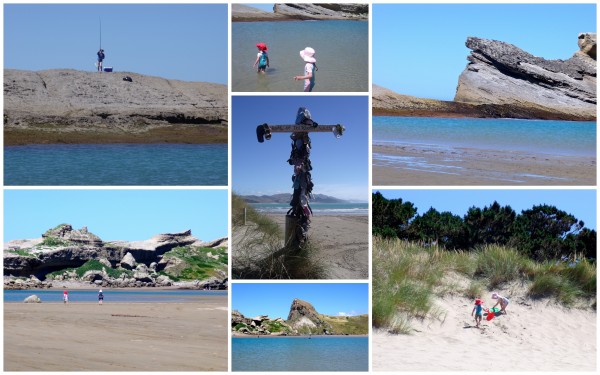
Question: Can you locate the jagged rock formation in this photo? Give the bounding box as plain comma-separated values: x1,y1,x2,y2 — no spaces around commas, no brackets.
232,298,368,336
373,34,596,121
4,69,228,145
287,298,333,334
454,35,596,120
4,224,228,289
232,3,368,22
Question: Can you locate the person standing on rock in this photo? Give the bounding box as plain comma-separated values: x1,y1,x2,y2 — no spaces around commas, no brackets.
98,289,104,305
63,289,68,304
97,49,105,72
294,47,317,92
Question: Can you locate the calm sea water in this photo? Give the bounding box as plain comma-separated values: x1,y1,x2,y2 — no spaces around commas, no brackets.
373,117,596,157
4,289,227,303
232,20,368,92
4,143,227,186
251,202,368,216
232,336,368,371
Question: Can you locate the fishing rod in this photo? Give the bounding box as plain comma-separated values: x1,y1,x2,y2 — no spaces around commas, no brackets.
99,17,102,50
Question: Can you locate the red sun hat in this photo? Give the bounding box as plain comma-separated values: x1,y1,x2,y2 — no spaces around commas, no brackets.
256,43,268,51
475,299,482,305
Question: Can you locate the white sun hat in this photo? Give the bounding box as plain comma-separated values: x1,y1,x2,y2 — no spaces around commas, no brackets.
299,47,316,63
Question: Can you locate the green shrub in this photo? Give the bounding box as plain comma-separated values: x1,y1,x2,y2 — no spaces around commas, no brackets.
475,245,527,288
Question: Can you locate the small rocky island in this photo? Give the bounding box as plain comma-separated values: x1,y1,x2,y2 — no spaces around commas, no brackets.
374,33,596,121
232,298,368,336
232,3,368,22
4,69,228,145
4,224,228,289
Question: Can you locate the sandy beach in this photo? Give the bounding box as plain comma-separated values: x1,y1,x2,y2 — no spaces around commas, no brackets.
4,295,228,371
232,214,368,279
268,214,369,279
373,143,596,185
373,295,596,371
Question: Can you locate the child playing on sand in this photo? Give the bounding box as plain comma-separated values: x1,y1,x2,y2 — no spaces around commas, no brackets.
63,290,68,304
491,292,509,314
98,289,104,305
471,298,484,328
294,47,317,92
253,43,269,73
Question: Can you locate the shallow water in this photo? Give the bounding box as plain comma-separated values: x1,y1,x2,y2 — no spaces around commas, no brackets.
232,20,368,92
4,143,228,186
251,202,368,216
4,289,227,303
232,336,368,371
373,117,596,157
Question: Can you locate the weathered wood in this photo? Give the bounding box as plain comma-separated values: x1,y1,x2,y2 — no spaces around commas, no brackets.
285,215,301,249
263,124,344,133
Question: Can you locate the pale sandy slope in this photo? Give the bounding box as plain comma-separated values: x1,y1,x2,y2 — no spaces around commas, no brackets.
4,296,228,371
373,294,596,371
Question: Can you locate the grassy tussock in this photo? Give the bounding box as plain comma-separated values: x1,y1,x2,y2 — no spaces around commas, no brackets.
232,193,327,279
373,237,596,333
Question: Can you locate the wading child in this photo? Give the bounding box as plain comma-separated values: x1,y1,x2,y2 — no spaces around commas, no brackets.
471,298,484,328
254,43,269,73
294,47,317,92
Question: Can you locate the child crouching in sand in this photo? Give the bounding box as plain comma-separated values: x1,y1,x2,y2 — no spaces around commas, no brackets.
471,298,484,328
491,292,509,314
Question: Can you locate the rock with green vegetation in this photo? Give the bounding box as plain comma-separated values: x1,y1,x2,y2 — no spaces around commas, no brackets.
232,299,368,336
4,224,228,289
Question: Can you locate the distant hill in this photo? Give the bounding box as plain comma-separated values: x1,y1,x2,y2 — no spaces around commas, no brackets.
242,194,349,204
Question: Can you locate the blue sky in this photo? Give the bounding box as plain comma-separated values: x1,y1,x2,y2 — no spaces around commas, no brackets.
375,189,597,230
232,283,368,318
244,4,274,12
4,4,228,84
4,190,228,242
374,3,597,100
232,96,368,202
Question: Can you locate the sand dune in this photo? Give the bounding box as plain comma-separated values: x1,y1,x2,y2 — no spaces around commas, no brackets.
4,297,228,371
373,294,596,371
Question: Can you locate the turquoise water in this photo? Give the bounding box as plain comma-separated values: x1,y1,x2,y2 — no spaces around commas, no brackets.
4,289,227,303
4,143,227,186
232,20,368,92
251,202,368,215
232,336,368,371
373,117,596,157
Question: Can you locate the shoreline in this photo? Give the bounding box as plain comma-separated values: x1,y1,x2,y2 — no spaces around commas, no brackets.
373,143,596,185
4,126,227,146
232,334,368,338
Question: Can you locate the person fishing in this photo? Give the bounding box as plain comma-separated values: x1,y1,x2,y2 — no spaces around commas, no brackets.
97,48,105,72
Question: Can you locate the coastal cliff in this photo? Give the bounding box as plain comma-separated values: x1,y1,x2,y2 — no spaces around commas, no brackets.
232,298,368,336
232,3,368,22
4,69,228,145
4,224,228,289
374,33,596,121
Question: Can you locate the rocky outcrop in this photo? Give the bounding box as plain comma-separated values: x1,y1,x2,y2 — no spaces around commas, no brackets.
287,298,333,334
232,3,368,22
23,295,41,303
43,224,102,246
4,69,228,145
454,35,596,120
374,34,596,121
232,298,368,336
4,224,228,289
273,4,368,20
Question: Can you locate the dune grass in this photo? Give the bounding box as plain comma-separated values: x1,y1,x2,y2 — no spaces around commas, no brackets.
373,237,596,333
232,193,327,279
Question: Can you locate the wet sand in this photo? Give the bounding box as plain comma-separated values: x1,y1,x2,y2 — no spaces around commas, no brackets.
373,143,596,185
4,296,227,371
